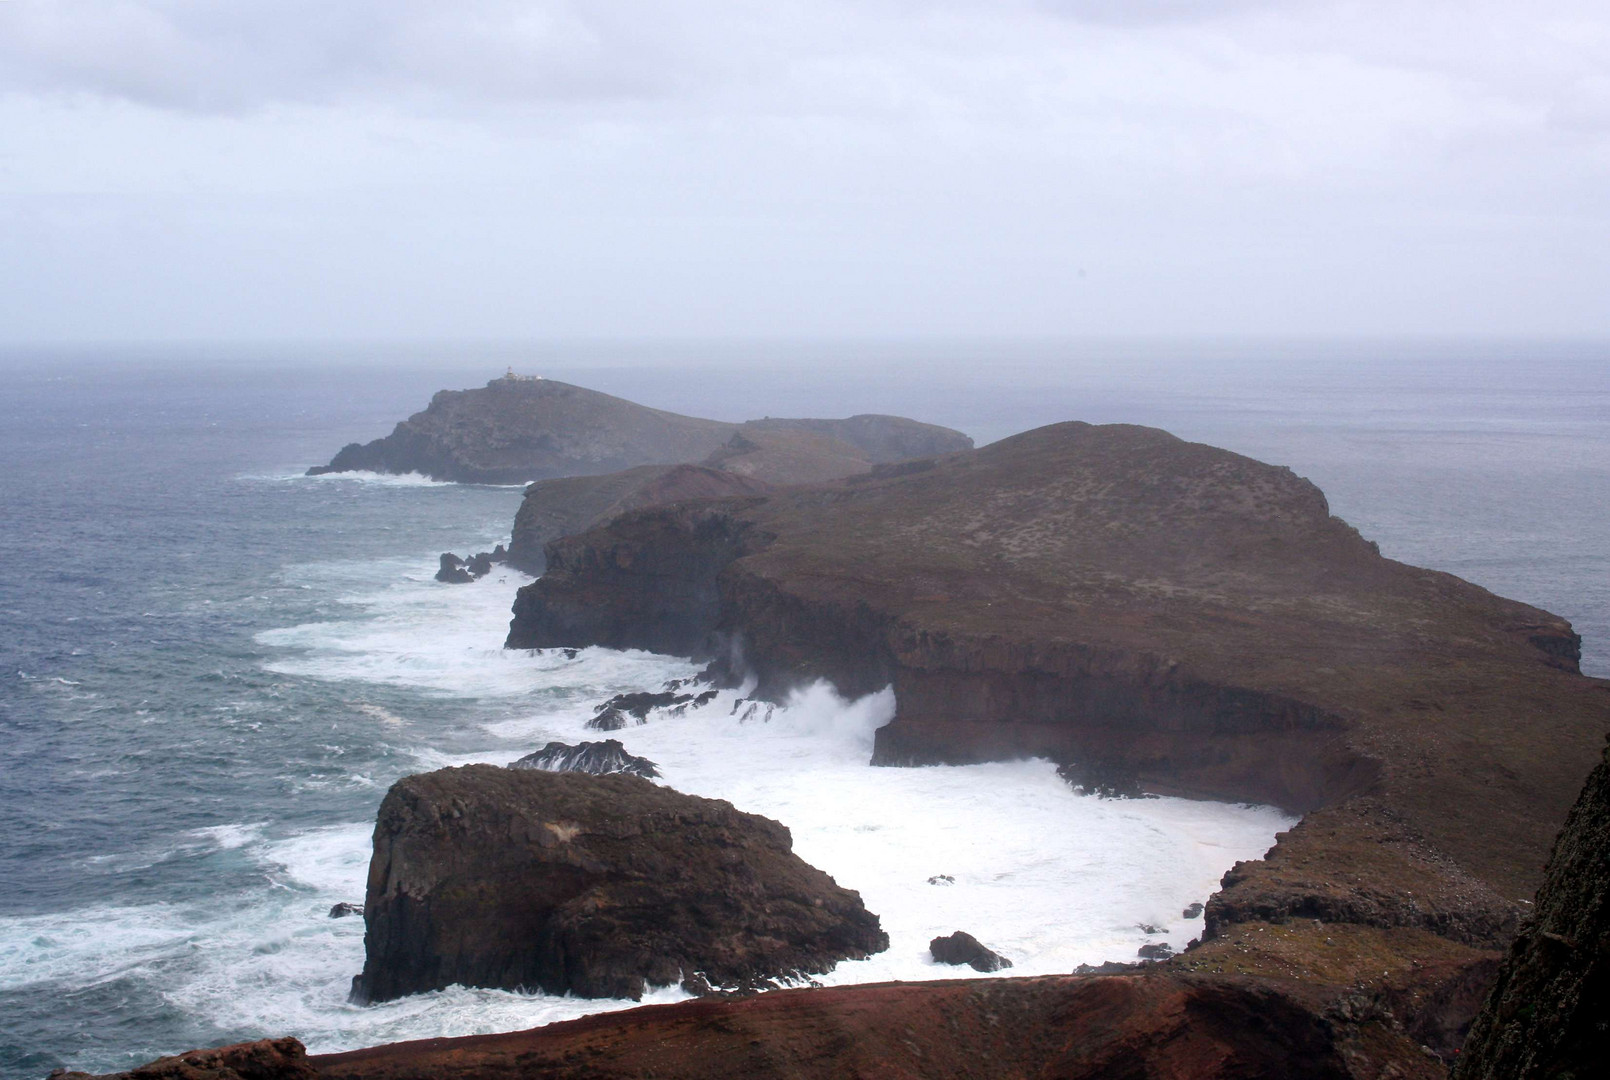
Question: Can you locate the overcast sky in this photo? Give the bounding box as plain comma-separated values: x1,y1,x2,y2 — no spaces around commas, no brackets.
2,0,1607,343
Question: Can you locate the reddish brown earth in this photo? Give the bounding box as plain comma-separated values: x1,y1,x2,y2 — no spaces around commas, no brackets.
66,970,1466,1080
506,420,1610,1061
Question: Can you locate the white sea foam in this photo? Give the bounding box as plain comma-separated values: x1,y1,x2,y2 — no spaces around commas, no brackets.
260,470,458,488
17,559,1291,1060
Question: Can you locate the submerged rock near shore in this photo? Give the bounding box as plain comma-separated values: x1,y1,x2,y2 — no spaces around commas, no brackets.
350,765,888,1004
307,373,972,489
509,419,1610,1045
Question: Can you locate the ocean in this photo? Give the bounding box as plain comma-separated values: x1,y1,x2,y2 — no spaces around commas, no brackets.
1,342,1606,1078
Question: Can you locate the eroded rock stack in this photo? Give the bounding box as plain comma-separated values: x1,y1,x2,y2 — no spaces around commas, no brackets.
350,765,888,1003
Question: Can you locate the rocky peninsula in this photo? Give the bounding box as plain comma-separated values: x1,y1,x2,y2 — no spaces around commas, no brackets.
307,373,971,487
507,419,1610,1059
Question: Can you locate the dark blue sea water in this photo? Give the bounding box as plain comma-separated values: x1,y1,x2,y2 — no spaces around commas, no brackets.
1,343,1606,1078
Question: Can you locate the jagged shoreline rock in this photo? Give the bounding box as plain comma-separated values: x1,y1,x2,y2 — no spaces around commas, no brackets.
509,739,661,778
350,766,888,1004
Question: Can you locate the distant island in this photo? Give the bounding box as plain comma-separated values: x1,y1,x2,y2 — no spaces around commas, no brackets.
306,371,973,486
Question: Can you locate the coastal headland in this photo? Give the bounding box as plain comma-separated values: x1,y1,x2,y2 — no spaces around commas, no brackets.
79,402,1610,1077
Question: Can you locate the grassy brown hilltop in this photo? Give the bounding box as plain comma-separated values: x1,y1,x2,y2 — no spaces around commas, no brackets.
510,420,1610,1050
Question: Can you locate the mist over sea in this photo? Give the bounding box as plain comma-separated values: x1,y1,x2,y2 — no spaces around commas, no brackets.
1,341,1606,1079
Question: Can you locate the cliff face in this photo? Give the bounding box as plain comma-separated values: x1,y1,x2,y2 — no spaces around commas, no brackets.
350,766,887,1004
308,377,974,487
1453,736,1610,1079
507,420,1610,1041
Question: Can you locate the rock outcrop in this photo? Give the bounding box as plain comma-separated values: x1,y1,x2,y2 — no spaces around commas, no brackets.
505,421,972,573
433,545,508,584
508,739,660,779
929,931,1013,972
1452,735,1610,1079
507,420,1610,1043
350,765,887,1004
307,373,972,490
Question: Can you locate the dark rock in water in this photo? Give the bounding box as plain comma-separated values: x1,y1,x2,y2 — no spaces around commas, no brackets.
350,765,888,1003
509,739,661,779
48,1038,318,1080
1138,942,1175,961
434,554,474,584
1056,760,1149,800
329,902,364,919
587,690,713,731
1453,737,1610,1080
1184,902,1204,919
562,648,578,659
927,874,955,886
928,931,1012,972
435,547,509,583
1138,923,1164,934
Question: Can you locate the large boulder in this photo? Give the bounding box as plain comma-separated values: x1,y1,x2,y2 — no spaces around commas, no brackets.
350,765,887,1003
1453,736,1610,1079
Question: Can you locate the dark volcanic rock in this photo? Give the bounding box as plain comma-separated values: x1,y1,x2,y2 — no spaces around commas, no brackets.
587,690,693,731
505,419,1610,1020
1453,737,1610,1079
929,931,1012,972
1184,902,1204,919
350,765,887,1003
433,554,474,584
329,902,364,919
1137,942,1175,961
509,739,661,779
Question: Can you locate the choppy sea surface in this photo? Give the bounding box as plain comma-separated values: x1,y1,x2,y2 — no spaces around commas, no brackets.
1,343,1606,1078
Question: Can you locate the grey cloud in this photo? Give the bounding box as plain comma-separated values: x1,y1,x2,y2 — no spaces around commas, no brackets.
0,0,685,111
